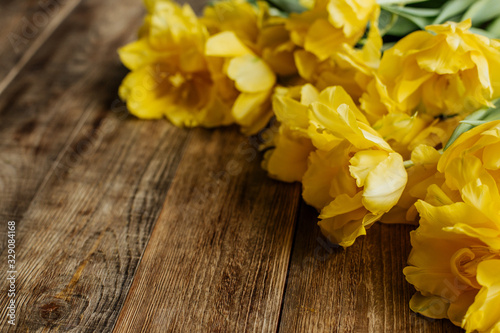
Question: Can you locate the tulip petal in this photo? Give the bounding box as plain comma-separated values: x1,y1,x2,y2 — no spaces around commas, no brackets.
362,153,407,214
205,31,253,57
227,54,276,93
349,150,389,187
463,260,500,332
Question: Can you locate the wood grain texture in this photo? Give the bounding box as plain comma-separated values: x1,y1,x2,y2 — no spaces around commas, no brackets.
277,202,463,333
0,117,190,331
0,0,192,331
113,128,302,333
0,0,81,95
0,0,144,251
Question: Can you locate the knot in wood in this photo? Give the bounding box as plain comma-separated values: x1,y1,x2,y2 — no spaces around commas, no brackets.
39,299,68,323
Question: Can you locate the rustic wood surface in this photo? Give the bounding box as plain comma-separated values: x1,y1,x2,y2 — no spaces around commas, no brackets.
0,0,463,332
0,0,81,95
278,203,460,333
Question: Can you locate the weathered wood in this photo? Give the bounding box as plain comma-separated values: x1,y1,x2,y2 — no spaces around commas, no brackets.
0,0,81,94
112,128,302,333
0,0,194,331
277,201,463,333
0,0,144,251
0,114,190,331
0,113,191,332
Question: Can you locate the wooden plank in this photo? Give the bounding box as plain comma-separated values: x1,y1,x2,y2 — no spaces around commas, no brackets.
112,128,302,333
0,111,191,331
277,202,463,333
0,0,196,331
0,0,81,95
0,0,144,249
0,115,190,331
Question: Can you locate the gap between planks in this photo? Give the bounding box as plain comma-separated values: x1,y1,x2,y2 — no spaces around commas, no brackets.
277,201,464,333
112,128,303,333
0,0,82,97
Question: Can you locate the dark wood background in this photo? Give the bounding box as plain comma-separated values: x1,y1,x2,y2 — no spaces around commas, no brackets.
0,0,462,332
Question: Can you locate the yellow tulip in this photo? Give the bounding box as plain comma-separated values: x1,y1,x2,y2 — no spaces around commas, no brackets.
302,86,407,247
439,120,500,175
313,151,407,248
293,13,382,102
118,0,234,127
405,121,500,332
365,102,462,224
286,0,378,60
311,143,406,247
203,0,297,76
263,85,408,247
202,0,259,45
405,191,500,332
373,112,462,159
362,20,500,119
257,18,298,77
120,0,296,134
381,144,443,224
203,1,296,134
302,142,356,210
262,84,317,182
463,260,500,333
262,125,315,182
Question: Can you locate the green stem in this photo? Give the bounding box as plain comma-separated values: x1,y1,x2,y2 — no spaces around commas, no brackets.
403,160,415,169
444,99,500,150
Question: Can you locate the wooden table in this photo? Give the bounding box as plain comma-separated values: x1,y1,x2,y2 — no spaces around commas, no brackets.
0,0,462,332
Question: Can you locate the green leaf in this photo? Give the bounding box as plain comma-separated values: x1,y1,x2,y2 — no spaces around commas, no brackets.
381,5,440,17
469,27,497,39
381,5,435,29
459,120,489,126
444,110,487,151
386,15,420,36
433,0,476,24
381,41,397,51
445,14,465,23
261,0,305,14
462,0,500,25
377,0,431,5
482,101,500,121
378,9,396,33
444,100,500,150
486,16,500,38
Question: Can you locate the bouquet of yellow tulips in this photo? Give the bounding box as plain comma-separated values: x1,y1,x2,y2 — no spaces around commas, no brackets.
118,0,500,331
